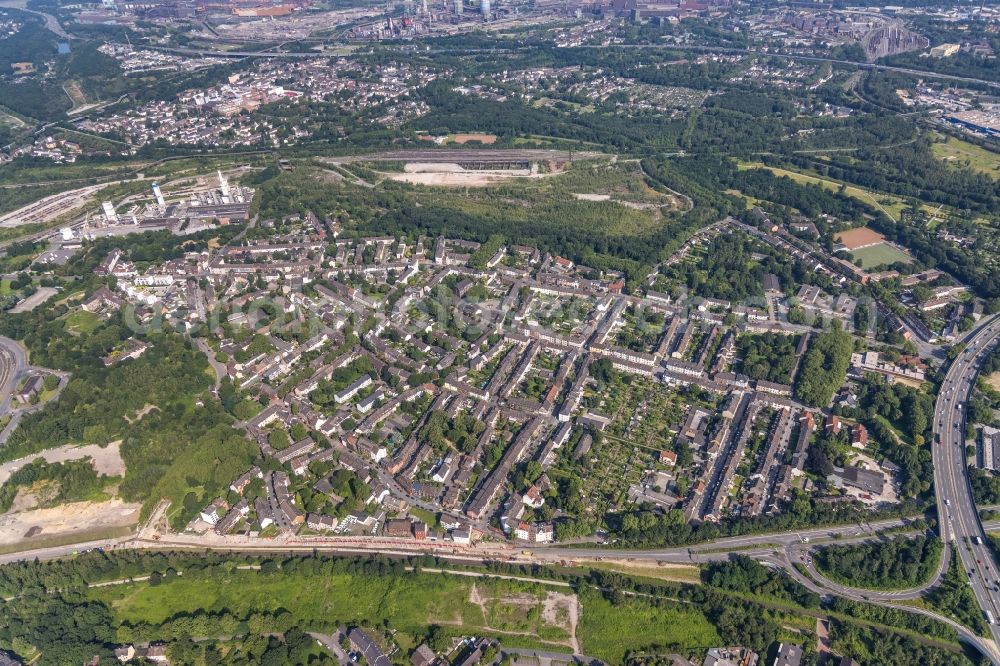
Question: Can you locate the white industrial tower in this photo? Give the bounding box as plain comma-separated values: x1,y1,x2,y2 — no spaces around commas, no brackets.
151,182,165,208
101,201,117,223
218,170,230,198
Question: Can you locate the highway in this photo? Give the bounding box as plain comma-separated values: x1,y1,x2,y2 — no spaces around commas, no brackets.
934,315,1000,660
773,546,1000,662
0,336,28,419
594,44,1000,90
791,538,947,602
149,42,1000,90
0,335,70,445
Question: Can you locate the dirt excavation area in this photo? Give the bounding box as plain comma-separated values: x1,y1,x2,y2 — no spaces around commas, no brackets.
384,161,564,187
0,441,126,486
466,582,581,653
0,441,137,548
0,498,140,547
542,591,580,654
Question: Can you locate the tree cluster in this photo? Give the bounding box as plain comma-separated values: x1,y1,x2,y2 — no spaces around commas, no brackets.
795,324,853,407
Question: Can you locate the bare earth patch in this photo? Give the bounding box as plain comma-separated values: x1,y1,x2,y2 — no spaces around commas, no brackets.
404,162,468,173
0,498,140,547
835,226,886,250
467,583,578,650
586,559,702,583
387,171,523,186
816,618,831,657
985,372,1000,392
123,404,160,424
384,162,547,187
452,134,497,144
542,591,580,653
11,482,56,512
0,441,126,486
9,489,38,513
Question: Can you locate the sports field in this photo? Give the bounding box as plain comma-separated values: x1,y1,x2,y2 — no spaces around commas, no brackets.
851,242,912,268
836,226,885,250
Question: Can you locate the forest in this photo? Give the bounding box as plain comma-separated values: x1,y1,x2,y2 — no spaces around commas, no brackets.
249,161,729,288
737,333,800,384
813,535,942,590
787,141,999,215
0,324,214,460
794,324,854,408
669,234,767,301
0,295,256,528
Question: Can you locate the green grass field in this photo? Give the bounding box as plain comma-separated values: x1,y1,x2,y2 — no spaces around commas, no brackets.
87,567,725,660
91,569,480,629
738,162,914,221
63,309,102,335
407,506,440,529
581,561,702,584
89,569,578,650
576,587,720,663
850,242,912,268
931,135,1000,181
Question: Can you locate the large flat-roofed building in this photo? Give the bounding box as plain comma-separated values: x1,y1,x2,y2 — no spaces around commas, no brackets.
983,427,1000,472
842,465,885,496
945,110,1000,139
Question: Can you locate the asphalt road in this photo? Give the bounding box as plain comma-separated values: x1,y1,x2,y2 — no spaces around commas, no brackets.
151,42,1000,90
791,538,948,602
772,547,1000,661
0,336,28,418
934,315,1000,660
309,630,351,666
0,509,992,662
